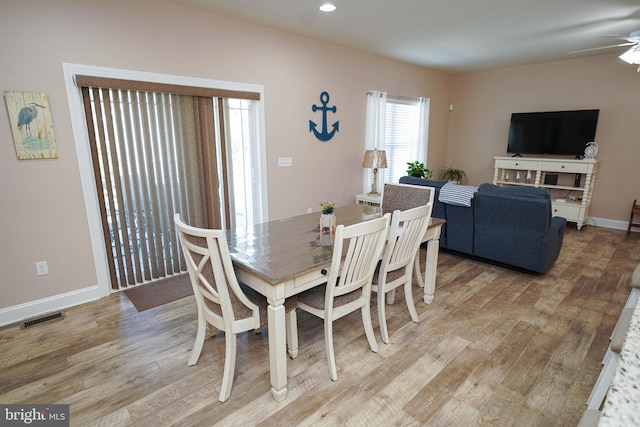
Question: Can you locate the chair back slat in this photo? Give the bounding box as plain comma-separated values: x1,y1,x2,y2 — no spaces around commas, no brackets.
328,214,390,299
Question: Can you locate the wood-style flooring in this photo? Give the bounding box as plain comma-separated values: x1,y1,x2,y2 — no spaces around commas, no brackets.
1,225,638,426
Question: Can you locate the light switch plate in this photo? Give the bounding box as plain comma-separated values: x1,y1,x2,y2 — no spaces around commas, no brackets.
278,157,292,167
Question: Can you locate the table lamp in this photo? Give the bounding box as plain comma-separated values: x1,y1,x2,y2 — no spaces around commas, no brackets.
362,148,387,195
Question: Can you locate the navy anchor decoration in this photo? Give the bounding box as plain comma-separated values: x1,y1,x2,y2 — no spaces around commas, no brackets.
309,91,339,141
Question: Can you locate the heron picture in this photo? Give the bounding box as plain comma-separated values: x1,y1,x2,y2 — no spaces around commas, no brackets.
4,91,58,159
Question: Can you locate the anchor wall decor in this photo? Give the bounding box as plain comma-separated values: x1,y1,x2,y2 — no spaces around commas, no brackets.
309,91,339,141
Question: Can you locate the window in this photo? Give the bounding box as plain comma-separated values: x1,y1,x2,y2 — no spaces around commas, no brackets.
383,98,421,184
65,64,267,293
363,92,430,194
224,98,262,229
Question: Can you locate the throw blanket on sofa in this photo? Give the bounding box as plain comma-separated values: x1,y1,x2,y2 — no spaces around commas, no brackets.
438,183,479,207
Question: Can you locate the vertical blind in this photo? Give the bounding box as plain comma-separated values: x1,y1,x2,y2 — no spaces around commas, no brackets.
81,87,209,288
76,75,261,290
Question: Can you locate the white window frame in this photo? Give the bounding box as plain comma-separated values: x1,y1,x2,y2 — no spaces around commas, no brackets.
63,63,268,297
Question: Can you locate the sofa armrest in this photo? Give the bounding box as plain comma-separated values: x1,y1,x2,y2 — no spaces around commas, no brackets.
539,216,566,272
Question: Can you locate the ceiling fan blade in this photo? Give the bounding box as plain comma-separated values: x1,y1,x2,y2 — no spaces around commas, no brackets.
606,30,640,42
569,42,635,54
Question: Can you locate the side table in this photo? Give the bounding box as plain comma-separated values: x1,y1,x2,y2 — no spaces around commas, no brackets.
355,193,382,207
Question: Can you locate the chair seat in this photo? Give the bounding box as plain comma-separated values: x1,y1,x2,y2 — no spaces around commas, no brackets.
373,266,404,285
298,283,361,310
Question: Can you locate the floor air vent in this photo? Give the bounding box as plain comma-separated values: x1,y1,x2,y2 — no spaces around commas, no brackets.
21,311,64,329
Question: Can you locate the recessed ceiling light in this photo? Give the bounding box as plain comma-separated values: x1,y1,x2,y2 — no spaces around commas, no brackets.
319,3,337,12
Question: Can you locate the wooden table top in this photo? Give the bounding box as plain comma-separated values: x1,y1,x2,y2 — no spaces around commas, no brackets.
227,204,444,286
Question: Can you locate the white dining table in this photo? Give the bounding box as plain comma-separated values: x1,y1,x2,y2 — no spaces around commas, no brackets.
226,204,444,402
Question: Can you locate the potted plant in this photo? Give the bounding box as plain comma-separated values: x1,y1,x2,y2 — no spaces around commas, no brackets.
319,201,336,229
406,161,433,179
440,166,467,184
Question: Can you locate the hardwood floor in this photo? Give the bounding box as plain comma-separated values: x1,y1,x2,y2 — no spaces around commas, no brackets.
1,225,638,426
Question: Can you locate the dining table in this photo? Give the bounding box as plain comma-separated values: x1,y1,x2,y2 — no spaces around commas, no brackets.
226,203,445,402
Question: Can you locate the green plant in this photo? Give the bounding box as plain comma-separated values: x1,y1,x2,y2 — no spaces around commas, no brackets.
406,161,433,179
440,166,467,184
319,201,335,215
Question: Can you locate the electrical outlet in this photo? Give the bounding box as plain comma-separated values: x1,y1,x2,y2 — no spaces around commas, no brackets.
36,261,48,276
307,208,312,214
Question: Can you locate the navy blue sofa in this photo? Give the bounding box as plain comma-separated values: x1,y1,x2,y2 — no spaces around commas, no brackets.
398,176,566,273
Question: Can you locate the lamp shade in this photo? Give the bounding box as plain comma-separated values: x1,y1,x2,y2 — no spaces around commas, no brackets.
362,149,387,169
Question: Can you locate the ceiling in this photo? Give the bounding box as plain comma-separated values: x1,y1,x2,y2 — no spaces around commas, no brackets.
164,0,640,73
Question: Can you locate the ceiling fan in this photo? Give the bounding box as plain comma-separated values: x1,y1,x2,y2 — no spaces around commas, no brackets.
570,30,640,71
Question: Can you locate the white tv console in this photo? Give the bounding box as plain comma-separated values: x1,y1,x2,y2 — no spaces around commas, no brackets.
493,156,599,230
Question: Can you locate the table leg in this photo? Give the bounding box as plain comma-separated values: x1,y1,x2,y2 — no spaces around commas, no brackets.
422,239,439,304
267,297,288,402
414,237,440,304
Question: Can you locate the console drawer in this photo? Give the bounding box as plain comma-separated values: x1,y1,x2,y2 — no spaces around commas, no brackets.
541,161,586,173
495,158,538,170
552,203,581,221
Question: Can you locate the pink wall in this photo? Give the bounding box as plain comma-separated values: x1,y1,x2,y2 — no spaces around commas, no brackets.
3,0,637,321
448,54,640,222
0,0,450,315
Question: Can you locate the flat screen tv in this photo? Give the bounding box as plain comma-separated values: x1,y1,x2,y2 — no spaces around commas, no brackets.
507,109,599,156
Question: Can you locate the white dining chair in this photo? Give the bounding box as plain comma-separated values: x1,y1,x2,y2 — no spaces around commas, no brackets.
294,213,390,381
372,203,433,344
174,214,296,402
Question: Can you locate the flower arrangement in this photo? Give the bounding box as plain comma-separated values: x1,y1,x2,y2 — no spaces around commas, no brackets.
319,201,335,215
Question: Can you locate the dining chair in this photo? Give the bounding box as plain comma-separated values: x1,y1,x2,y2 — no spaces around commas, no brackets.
294,213,391,381
381,182,434,215
174,214,296,402
372,203,433,344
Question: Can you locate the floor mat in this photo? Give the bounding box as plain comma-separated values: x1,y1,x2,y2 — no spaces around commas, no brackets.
124,274,193,312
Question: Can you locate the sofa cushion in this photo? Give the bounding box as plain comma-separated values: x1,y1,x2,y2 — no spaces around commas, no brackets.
399,176,448,189
477,183,549,199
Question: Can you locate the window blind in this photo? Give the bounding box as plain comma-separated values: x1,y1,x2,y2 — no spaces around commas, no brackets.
383,98,420,184
81,85,215,289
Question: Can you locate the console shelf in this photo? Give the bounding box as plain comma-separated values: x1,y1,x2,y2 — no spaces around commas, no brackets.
493,156,599,230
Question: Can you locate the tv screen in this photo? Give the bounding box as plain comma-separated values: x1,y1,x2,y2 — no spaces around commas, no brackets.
507,109,599,156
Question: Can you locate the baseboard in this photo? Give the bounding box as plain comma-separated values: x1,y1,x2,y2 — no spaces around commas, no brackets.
588,217,631,231
0,285,103,328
